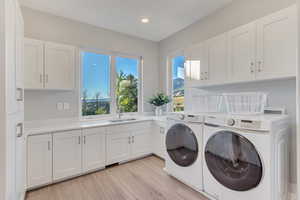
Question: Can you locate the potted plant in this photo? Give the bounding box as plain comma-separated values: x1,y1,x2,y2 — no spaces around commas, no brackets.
148,93,171,116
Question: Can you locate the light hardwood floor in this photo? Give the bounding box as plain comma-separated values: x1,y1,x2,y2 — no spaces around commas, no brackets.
26,156,208,200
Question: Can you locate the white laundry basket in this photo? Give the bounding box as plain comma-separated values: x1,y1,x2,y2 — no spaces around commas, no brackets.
223,92,268,115
194,94,224,113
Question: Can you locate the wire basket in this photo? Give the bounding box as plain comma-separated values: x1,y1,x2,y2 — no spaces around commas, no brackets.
194,94,224,113
223,92,267,115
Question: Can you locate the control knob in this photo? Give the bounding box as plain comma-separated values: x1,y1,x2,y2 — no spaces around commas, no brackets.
179,114,185,120
227,118,235,126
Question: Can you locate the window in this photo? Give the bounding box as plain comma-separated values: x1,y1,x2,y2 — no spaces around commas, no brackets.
115,56,139,113
171,56,185,112
82,52,111,116
81,51,140,117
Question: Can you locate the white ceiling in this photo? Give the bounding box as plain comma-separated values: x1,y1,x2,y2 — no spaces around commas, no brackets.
19,0,233,41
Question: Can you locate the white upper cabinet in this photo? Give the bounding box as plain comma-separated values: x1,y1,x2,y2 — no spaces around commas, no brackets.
24,39,76,90
256,5,297,80
228,22,256,82
205,33,228,85
184,43,208,86
183,5,297,88
53,130,82,181
82,128,106,172
15,3,24,113
6,0,18,115
44,42,75,90
24,39,44,89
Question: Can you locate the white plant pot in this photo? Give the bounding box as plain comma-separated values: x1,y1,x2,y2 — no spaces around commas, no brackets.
155,106,163,116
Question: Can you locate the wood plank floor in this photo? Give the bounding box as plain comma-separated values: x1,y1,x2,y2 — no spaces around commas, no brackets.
26,156,208,200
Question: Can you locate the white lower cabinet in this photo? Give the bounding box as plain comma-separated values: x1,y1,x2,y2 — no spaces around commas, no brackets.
53,130,82,181
27,121,161,189
106,131,131,165
131,129,152,158
153,123,166,159
27,134,52,188
106,122,152,165
82,127,106,172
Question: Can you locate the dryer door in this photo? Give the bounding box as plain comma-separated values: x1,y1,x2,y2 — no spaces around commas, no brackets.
166,123,198,167
205,131,262,191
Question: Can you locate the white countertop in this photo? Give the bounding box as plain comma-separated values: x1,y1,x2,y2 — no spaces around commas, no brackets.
25,115,167,136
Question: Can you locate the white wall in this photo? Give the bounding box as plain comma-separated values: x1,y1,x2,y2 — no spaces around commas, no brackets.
159,0,297,185
22,6,160,121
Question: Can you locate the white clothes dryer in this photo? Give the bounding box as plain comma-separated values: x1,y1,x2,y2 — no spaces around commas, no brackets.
202,114,289,200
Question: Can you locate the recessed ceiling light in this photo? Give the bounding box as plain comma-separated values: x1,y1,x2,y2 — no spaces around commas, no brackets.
141,18,150,23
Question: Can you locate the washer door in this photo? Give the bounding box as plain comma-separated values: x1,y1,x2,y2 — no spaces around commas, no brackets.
166,123,198,167
205,131,262,191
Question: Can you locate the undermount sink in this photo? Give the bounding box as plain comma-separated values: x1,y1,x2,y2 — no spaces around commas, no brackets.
109,118,137,123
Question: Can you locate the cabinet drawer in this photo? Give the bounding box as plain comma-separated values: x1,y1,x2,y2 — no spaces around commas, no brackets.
108,121,151,134
83,127,106,135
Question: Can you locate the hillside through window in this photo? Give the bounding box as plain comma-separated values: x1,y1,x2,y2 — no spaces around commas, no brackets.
81,51,140,117
172,56,185,112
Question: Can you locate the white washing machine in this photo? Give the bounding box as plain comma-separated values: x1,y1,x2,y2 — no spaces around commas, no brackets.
165,113,204,191
203,114,289,200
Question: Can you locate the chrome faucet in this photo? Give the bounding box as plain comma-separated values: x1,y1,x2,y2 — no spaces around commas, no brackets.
116,107,122,119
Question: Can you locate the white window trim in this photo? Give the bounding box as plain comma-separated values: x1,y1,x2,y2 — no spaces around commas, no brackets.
167,50,185,113
79,48,143,120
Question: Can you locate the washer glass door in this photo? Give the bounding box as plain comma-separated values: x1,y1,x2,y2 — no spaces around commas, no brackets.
205,131,263,191
166,123,198,167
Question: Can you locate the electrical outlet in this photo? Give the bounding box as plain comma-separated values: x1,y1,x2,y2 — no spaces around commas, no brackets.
63,102,70,110
57,102,63,111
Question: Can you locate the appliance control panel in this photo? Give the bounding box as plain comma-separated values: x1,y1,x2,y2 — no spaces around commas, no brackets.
227,118,262,130
185,114,203,123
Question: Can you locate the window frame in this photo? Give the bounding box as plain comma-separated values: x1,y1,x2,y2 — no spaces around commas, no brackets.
79,48,143,120
167,50,185,113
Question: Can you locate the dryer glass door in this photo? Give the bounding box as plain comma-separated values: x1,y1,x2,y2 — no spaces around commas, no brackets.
205,131,262,191
166,123,198,167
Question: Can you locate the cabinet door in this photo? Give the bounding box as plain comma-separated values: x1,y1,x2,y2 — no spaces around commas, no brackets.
228,22,256,82
6,0,17,115
153,125,166,159
24,38,44,89
184,42,208,87
27,134,52,188
44,42,75,90
256,5,297,80
131,129,151,159
205,33,228,85
15,1,24,113
106,131,131,165
82,128,106,172
53,130,82,180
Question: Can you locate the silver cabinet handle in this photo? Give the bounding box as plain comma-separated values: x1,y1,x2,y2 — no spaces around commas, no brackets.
257,61,263,72
40,74,43,83
250,62,255,73
128,136,131,144
45,74,49,83
160,127,165,135
204,72,208,80
83,136,86,144
78,136,81,144
16,123,23,138
16,88,23,101
48,141,51,151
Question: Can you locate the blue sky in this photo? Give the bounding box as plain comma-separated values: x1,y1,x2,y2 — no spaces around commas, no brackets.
82,52,138,99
